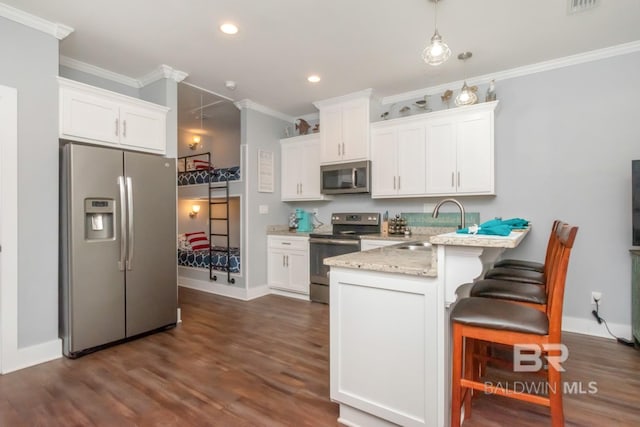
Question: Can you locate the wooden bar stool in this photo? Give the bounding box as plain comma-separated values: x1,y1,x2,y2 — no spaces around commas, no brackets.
450,224,578,427
470,221,570,312
483,220,563,285
492,220,561,272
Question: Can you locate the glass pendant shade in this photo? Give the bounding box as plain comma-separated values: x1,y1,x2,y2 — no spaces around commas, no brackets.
422,29,451,66
455,81,478,106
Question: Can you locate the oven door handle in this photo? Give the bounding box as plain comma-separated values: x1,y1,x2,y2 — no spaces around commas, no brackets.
309,238,360,246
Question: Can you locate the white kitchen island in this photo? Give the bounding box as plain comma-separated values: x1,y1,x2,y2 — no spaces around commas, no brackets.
326,229,529,427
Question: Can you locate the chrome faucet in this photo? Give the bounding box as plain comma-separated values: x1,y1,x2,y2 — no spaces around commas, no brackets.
432,198,466,229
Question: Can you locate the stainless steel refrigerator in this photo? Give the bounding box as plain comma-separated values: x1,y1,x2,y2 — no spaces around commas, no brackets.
60,143,177,358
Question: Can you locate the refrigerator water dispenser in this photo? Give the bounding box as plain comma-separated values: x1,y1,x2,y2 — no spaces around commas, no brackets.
85,198,114,240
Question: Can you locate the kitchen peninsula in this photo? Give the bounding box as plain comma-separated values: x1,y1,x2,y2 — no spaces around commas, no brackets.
326,229,529,427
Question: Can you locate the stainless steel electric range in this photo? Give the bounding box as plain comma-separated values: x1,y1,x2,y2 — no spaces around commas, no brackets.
309,212,380,303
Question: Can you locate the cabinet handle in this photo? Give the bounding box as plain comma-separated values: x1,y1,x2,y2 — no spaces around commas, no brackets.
281,242,291,245
123,120,127,137
285,255,289,267
451,172,455,187
342,142,345,156
115,119,119,136
457,171,460,188
299,183,303,194
282,255,286,267
398,176,401,190
393,176,396,190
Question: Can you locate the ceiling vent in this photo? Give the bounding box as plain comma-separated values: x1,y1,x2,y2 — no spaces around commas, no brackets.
567,0,600,14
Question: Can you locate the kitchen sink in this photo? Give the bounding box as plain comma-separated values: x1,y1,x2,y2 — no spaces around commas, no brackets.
396,242,432,251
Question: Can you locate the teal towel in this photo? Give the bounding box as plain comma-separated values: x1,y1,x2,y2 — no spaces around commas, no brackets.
456,217,529,236
456,224,512,236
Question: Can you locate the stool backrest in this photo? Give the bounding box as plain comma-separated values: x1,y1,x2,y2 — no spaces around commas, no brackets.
543,220,563,277
546,224,579,339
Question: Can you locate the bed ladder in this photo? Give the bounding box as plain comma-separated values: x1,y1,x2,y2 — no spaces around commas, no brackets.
209,166,235,284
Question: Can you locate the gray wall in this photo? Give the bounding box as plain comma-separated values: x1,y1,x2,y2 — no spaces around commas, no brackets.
59,65,140,98
0,17,59,348
242,108,292,290
289,52,640,328
140,78,178,159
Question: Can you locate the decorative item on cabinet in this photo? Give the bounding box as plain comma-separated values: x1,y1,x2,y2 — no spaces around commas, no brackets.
485,79,497,102
441,89,453,109
295,118,311,135
312,123,320,133
414,95,432,112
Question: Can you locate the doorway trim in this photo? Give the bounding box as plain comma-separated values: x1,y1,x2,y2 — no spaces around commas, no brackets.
0,85,18,374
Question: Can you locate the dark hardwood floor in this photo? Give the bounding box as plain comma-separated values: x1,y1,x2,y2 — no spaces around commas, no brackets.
0,287,638,426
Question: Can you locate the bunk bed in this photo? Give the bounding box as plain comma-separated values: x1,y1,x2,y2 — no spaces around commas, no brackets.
177,153,240,284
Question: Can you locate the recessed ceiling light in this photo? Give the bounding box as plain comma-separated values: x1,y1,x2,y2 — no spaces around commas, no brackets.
307,75,321,83
220,23,238,35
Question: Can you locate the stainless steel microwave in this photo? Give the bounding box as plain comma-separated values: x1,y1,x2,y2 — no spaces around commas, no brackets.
321,160,371,194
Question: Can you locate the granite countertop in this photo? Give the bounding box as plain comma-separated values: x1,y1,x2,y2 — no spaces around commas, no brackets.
324,240,437,277
429,228,530,248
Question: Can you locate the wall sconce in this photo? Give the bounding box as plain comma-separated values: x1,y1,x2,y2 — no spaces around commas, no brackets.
189,135,201,150
189,204,201,218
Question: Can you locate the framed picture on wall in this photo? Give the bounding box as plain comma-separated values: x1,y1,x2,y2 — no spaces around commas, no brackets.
258,149,274,193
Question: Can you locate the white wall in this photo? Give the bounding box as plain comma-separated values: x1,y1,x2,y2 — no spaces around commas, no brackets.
0,17,59,348
288,51,640,334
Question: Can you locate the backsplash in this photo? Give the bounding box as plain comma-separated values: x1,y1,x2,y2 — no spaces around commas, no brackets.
400,212,480,228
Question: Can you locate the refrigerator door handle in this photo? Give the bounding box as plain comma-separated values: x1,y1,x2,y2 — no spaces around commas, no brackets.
118,176,127,271
126,176,134,270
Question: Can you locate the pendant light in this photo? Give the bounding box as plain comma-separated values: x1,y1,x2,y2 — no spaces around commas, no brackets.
455,52,477,106
422,0,451,66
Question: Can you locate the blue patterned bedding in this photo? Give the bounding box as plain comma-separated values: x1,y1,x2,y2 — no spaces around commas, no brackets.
177,166,241,186
178,246,240,273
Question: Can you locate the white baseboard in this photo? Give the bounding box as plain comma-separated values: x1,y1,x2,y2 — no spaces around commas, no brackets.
562,315,632,340
269,287,311,301
2,338,61,374
246,285,270,300
179,277,250,300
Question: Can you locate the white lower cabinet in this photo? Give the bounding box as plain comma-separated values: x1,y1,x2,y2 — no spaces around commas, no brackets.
268,235,309,295
330,267,443,426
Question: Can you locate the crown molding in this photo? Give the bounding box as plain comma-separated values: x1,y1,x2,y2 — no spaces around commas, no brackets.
313,88,374,109
0,3,73,40
60,57,189,88
382,40,640,105
59,56,141,88
234,99,295,123
139,64,189,86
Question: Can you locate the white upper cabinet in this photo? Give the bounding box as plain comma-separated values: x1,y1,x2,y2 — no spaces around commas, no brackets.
59,77,169,155
314,90,374,164
371,117,427,198
280,134,330,201
371,101,497,198
426,102,496,195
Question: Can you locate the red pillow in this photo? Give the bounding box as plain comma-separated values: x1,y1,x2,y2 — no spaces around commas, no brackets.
193,159,213,170
185,231,209,250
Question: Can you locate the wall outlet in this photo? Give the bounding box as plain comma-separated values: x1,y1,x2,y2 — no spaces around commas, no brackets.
259,204,269,214
591,291,602,305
